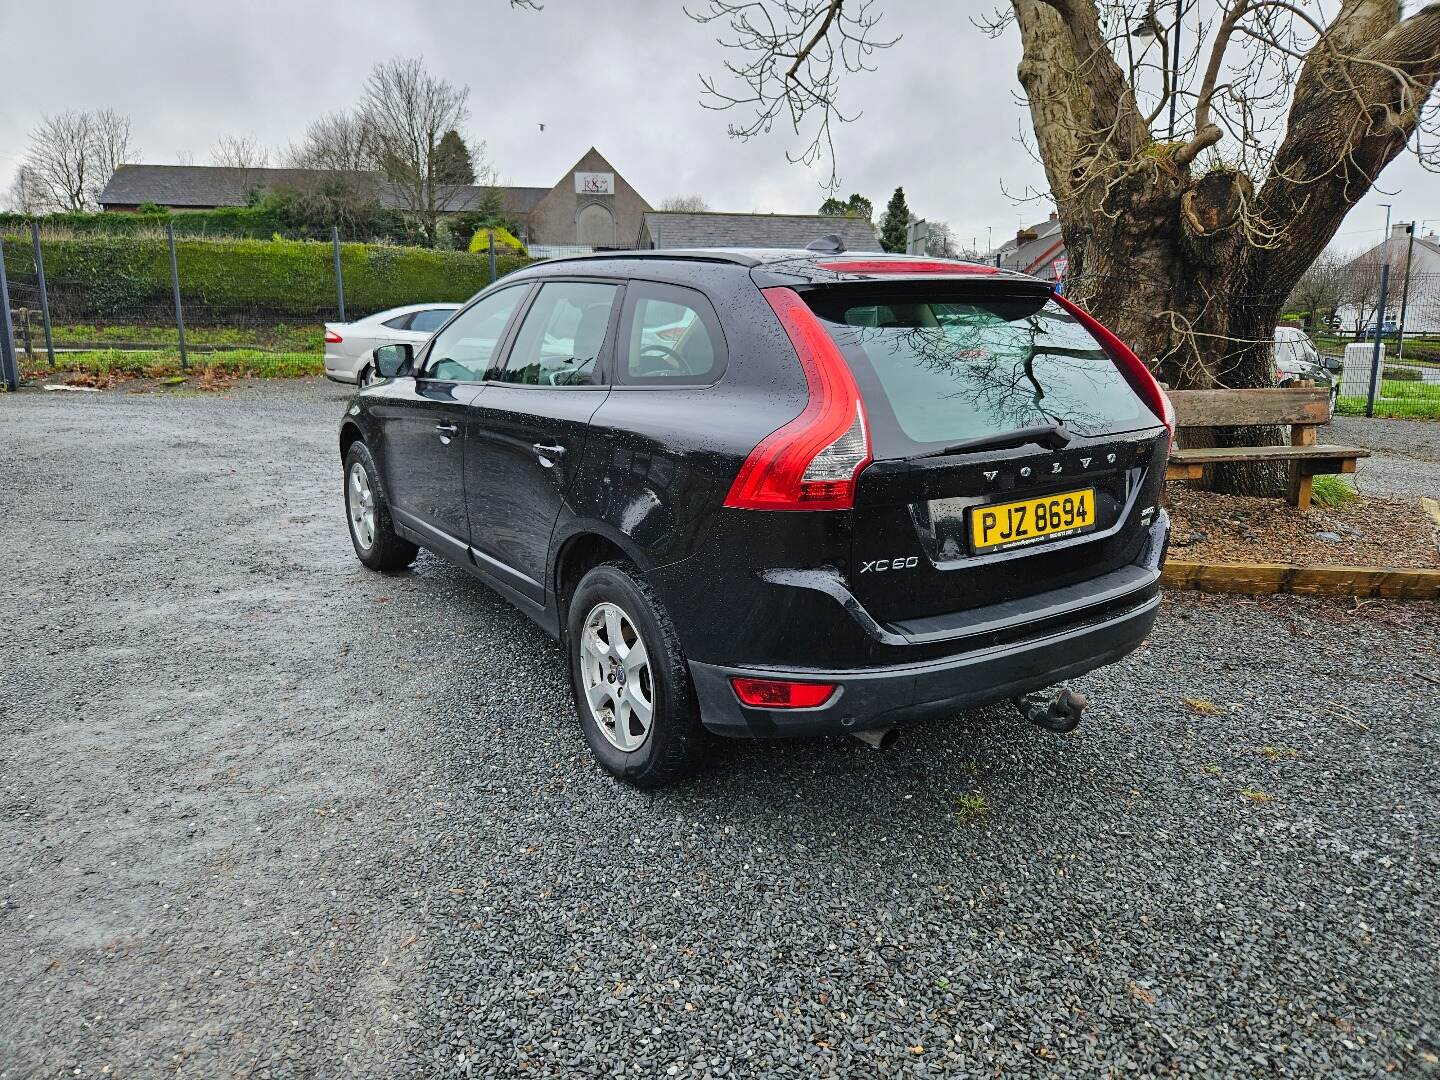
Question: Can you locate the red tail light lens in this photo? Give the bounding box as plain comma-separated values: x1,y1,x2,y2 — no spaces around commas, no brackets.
723,287,872,511
821,259,998,276
1051,294,1175,448
325,329,343,344
730,677,837,709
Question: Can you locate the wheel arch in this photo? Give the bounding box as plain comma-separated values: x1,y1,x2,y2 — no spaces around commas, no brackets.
339,419,364,458
552,527,648,633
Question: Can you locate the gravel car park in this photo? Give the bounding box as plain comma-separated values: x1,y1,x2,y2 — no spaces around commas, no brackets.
3,380,1439,1078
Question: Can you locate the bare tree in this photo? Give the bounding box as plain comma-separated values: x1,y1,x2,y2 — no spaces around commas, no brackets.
211,134,271,169
923,220,961,258
1286,252,1347,331
5,165,50,214
660,194,711,212
20,108,138,211
682,0,1440,493
1337,246,1408,337
284,111,380,171
359,56,474,243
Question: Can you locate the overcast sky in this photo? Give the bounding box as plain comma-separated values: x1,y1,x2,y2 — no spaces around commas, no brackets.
0,0,1431,253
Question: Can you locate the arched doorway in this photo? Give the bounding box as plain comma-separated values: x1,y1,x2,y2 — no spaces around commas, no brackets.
576,202,615,247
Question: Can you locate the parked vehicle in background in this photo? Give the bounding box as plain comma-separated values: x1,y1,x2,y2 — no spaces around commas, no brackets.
1273,326,1338,407
337,250,1173,787
324,304,462,385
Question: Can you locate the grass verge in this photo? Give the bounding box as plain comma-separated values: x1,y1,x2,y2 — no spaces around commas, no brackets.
21,348,323,383
1336,382,1440,419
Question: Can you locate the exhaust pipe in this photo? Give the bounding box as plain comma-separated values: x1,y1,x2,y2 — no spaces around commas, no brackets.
1015,687,1088,734
852,727,900,750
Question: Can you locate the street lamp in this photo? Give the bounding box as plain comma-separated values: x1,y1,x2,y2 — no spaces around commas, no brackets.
1132,0,1183,140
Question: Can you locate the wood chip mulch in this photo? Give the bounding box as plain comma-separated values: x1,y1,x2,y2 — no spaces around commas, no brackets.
1165,484,1440,569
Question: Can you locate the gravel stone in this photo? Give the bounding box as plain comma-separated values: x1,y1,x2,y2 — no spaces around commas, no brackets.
3,379,1439,1078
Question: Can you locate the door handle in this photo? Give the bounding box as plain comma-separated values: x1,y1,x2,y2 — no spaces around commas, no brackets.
532,442,566,468
435,422,460,435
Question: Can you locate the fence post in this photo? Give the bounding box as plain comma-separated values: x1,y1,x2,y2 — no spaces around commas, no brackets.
30,222,55,369
1394,223,1416,361
1365,262,1390,418
166,221,189,372
0,237,17,391
488,232,497,284
20,310,32,359
332,226,346,322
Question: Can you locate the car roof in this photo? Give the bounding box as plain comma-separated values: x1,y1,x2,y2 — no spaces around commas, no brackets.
360,302,462,323
518,248,1041,286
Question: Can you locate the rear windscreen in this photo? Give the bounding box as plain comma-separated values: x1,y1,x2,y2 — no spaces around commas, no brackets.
806,291,1160,452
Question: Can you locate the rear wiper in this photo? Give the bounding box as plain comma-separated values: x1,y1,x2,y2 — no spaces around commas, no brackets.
916,422,1072,460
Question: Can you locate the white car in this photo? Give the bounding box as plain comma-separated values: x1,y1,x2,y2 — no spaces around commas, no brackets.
323,304,461,385
1272,326,1338,406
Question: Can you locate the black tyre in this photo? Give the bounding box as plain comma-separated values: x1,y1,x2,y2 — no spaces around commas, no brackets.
358,364,376,388
566,562,705,788
343,441,419,572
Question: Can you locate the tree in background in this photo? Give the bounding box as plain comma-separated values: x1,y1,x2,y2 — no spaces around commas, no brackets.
435,129,476,185
285,111,380,171
210,134,270,170
686,0,1440,494
660,195,711,212
18,109,137,211
4,166,49,214
878,187,909,253
819,193,873,220
922,220,960,259
359,56,475,245
1285,254,1347,332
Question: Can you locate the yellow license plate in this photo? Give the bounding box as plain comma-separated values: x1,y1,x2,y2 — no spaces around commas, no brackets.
970,488,1097,554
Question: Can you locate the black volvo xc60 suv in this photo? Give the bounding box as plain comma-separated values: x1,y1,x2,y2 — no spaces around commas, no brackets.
339,249,1173,786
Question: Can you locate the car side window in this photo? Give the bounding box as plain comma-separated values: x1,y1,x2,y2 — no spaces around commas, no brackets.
382,313,414,330
620,283,725,385
424,287,526,383
495,281,618,387
408,308,453,334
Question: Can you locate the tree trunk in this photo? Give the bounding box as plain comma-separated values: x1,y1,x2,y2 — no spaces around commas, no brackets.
1010,0,1440,495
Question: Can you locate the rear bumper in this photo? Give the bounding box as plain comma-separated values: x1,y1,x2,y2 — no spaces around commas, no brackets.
691,586,1161,737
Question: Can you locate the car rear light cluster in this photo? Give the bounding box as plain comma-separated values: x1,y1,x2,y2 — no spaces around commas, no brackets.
729,677,836,709
325,329,343,344
1051,294,1175,449
723,287,872,511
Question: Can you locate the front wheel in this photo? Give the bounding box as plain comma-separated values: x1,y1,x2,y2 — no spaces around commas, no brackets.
344,442,418,572
566,563,705,788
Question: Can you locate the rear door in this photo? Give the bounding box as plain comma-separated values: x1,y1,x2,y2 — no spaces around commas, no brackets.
801,284,1168,623
463,280,621,604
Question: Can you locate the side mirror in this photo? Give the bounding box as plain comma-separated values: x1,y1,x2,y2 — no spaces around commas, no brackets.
373,343,414,380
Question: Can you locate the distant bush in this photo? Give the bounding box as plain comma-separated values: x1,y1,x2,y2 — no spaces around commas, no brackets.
1384,365,1423,381
0,232,532,320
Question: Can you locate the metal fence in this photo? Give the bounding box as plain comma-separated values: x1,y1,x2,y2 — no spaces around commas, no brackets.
0,225,517,390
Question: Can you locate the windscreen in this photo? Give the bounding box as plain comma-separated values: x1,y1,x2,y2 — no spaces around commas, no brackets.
806,290,1160,452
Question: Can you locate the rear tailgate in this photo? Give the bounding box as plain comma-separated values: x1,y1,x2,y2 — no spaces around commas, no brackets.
799,280,1168,624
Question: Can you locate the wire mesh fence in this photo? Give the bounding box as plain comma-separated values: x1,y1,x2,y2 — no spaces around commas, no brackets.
0,225,530,387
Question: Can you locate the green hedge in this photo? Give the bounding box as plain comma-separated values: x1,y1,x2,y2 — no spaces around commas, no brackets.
0,233,532,320
0,207,293,240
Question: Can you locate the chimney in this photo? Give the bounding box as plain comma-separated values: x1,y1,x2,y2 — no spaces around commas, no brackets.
1049,211,1058,222
1391,222,1412,240
1017,228,1038,244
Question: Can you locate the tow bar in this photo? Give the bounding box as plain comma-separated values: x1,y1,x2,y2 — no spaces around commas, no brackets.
1014,687,1088,734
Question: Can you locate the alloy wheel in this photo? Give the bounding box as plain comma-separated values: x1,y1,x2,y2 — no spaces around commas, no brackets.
579,601,655,752
347,462,376,550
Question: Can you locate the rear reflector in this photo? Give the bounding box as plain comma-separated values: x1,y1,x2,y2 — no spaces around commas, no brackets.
723,287,872,511
730,677,837,709
325,329,343,344
1051,294,1175,447
821,259,999,276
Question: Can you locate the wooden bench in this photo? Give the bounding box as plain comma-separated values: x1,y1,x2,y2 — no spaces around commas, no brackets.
1164,388,1369,510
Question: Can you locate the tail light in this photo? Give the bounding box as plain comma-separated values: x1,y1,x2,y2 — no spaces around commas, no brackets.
723,287,871,511
325,329,343,344
730,677,837,709
1051,294,1175,449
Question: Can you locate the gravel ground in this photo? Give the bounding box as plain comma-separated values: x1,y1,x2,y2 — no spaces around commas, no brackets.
4,378,1440,1079
1324,415,1440,499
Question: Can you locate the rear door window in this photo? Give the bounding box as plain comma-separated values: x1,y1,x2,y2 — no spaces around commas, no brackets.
619,283,725,385
806,290,1160,453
